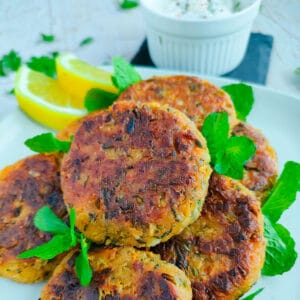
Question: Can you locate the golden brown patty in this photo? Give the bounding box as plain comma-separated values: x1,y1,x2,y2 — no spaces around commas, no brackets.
61,101,211,247
118,75,237,130
0,154,67,283
152,173,265,300
232,122,278,201
41,247,192,300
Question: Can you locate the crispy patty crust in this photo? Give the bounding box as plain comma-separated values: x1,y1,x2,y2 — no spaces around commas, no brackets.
152,173,265,300
41,247,192,300
118,75,237,130
0,154,67,283
232,122,278,201
61,101,211,247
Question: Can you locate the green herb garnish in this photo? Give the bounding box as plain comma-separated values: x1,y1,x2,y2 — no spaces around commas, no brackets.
25,132,72,153
202,112,256,179
34,206,70,235
79,37,94,47
202,112,229,165
0,50,22,76
27,54,57,78
262,161,300,276
8,88,15,95
263,216,297,276
112,56,141,91
119,0,139,9
84,56,141,112
262,161,300,223
18,206,93,286
84,88,118,112
41,33,55,42
241,288,264,300
295,67,300,75
222,83,254,121
75,234,93,286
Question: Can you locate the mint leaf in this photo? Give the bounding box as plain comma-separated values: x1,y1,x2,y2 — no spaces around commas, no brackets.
119,0,139,9
27,54,56,78
262,216,297,276
75,234,92,286
84,88,118,112
69,208,77,247
18,233,72,260
241,288,264,300
112,56,141,91
34,206,69,235
25,132,72,153
202,112,229,164
0,50,22,76
215,136,256,179
222,83,254,121
41,33,55,42
79,37,94,47
262,161,300,223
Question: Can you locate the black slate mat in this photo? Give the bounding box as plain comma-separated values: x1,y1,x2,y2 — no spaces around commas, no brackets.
131,33,273,85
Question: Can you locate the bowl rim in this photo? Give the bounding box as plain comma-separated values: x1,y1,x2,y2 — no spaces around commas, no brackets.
140,0,261,24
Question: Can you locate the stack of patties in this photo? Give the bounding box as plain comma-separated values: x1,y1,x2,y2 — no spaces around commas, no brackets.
0,75,278,300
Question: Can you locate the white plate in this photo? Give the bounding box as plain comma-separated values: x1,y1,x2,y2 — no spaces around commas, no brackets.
0,67,300,300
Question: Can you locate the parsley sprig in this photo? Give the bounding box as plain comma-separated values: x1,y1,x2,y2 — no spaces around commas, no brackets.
25,132,73,153
119,0,139,9
26,53,57,78
18,206,92,286
0,50,22,77
222,83,254,121
202,111,256,179
262,161,300,276
84,56,141,112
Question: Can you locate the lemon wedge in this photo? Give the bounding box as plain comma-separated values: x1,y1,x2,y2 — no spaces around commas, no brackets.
15,66,86,130
56,53,118,107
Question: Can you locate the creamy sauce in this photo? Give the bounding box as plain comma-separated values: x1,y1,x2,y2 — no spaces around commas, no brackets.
149,0,244,20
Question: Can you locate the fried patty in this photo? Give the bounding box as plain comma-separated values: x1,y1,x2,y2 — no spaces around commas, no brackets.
118,75,237,130
61,101,211,247
152,173,265,300
0,154,67,283
41,247,192,300
232,122,278,201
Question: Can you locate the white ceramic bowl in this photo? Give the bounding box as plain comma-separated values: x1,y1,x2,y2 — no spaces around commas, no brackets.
141,0,261,75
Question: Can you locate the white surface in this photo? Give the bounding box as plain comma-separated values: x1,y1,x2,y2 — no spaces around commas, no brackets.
0,67,299,299
0,0,299,120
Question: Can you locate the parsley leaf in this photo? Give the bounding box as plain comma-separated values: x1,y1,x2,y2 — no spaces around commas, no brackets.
222,83,254,121
8,88,15,95
202,112,256,179
241,288,264,300
79,37,94,47
119,0,139,9
34,206,70,235
112,56,141,91
41,33,55,42
25,132,72,153
84,88,118,112
27,54,57,78
75,234,92,286
18,233,72,260
0,50,22,76
202,112,229,164
262,216,297,276
263,161,300,223
215,136,256,179
69,208,77,247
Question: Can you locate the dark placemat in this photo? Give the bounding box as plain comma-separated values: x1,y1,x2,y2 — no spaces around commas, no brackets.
131,33,273,85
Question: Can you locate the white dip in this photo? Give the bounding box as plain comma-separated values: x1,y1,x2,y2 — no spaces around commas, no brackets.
150,0,244,20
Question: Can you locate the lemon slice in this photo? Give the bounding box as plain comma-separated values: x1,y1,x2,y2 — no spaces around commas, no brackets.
15,66,86,130
56,53,118,107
